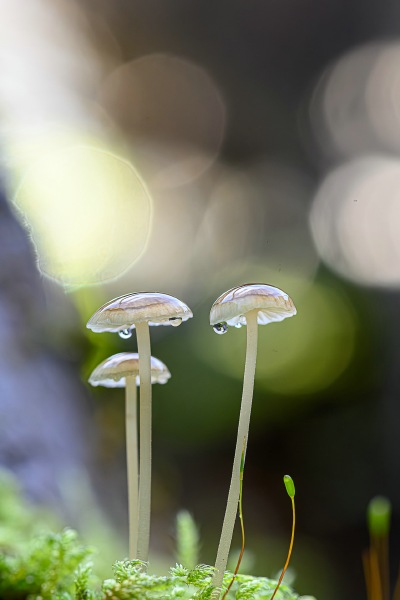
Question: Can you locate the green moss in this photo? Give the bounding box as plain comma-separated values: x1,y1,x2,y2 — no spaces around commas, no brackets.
0,530,306,600
0,472,309,599
0,528,93,599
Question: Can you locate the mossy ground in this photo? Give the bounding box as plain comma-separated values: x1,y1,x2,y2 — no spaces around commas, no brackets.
0,530,302,600
0,471,312,600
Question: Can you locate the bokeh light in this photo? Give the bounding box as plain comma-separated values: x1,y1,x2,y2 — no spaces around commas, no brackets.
235,161,318,281
99,160,319,306
193,273,356,396
0,0,102,144
310,155,400,287
309,41,400,159
13,142,153,286
108,181,204,300
194,161,319,292
98,53,226,188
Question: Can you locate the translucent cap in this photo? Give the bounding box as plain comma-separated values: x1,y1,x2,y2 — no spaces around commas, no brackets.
88,352,171,388
87,292,193,333
210,283,296,328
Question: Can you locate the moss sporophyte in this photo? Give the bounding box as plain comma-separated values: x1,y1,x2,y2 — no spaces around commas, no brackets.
363,495,400,600
20,283,309,599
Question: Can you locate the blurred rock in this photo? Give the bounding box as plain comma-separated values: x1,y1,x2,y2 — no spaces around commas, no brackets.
0,185,92,511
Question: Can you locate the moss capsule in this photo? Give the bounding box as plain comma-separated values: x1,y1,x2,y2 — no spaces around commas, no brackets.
284,475,295,498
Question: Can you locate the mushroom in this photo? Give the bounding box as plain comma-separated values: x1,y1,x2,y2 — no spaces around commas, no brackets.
88,352,171,560
209,283,296,587
87,292,192,563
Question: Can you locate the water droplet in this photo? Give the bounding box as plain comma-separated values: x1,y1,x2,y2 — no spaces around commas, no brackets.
169,317,182,327
213,322,228,335
119,329,132,339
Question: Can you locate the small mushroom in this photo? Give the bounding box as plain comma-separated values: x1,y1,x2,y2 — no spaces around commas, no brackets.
88,352,171,560
87,292,192,563
209,283,296,587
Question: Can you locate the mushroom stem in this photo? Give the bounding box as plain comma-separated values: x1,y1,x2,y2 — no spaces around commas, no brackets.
136,320,152,564
125,375,139,560
212,309,259,587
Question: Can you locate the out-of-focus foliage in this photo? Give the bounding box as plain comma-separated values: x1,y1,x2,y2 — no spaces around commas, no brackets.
0,468,121,582
0,528,93,599
0,469,60,548
175,511,200,570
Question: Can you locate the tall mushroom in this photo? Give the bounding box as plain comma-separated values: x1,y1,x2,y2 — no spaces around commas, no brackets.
88,352,171,560
209,284,296,587
87,292,192,563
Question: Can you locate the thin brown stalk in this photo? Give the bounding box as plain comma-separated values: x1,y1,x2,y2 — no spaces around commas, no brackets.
392,566,400,600
270,495,296,600
374,535,390,600
369,547,384,600
363,549,373,600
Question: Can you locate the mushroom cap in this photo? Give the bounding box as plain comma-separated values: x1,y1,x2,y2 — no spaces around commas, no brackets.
210,283,296,327
86,292,193,333
88,352,171,388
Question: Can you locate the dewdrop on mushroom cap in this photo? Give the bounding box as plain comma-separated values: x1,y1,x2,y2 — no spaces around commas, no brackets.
89,353,171,388
210,283,297,333
86,292,193,337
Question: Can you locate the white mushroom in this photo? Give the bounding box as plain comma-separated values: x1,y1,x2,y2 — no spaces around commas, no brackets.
209,284,296,587
89,352,171,560
87,293,192,563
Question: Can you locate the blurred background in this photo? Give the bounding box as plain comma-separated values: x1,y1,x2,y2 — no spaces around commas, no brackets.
1,0,400,598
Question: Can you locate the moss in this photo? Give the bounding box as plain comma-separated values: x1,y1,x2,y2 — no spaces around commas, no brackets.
0,473,309,600
0,529,304,600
